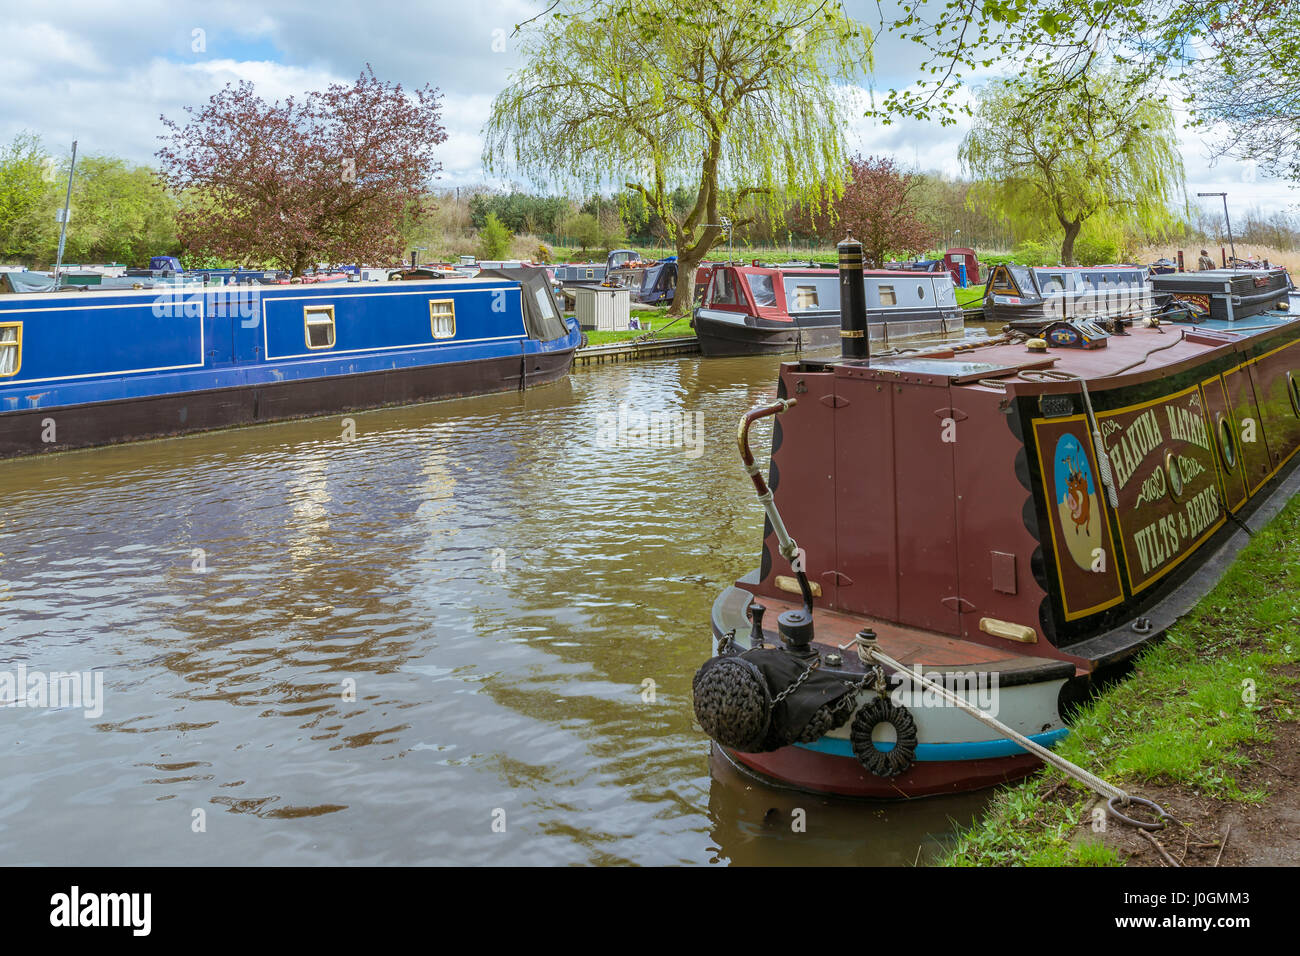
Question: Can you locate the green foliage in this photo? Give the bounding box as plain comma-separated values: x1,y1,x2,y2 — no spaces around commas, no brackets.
485,0,873,313
59,156,179,264
468,191,570,235
1010,239,1056,267
961,69,1184,265
0,133,52,260
0,136,178,266
477,212,513,260
943,494,1300,866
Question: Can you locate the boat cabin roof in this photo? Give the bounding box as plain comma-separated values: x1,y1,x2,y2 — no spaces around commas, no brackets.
818,311,1298,394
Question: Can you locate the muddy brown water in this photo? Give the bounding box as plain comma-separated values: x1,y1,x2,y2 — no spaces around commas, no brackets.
0,331,1005,865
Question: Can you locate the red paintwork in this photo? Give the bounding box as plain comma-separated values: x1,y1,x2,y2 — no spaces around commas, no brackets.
944,247,981,286
727,744,1041,799
748,317,1300,670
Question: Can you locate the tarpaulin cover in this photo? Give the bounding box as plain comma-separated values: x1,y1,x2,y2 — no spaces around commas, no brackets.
478,267,569,342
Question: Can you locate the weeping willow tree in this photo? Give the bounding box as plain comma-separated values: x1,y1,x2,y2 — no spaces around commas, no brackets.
960,70,1185,265
484,0,872,314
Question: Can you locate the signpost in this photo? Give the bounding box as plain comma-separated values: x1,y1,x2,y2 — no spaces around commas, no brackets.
1196,192,1235,264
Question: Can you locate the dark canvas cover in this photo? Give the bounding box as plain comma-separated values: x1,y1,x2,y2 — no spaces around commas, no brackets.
478,267,569,342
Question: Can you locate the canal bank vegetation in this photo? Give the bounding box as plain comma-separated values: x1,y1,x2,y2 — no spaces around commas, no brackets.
941,497,1300,867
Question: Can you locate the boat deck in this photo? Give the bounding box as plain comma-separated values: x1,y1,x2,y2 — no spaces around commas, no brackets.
834,316,1299,392
722,588,1080,685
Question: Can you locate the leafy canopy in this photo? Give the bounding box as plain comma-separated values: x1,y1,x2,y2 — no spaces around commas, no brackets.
960,69,1185,264
158,66,445,274
874,0,1296,131
485,0,873,311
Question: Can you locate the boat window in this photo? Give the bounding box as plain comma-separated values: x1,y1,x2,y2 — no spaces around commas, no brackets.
879,284,897,306
785,275,838,312
0,323,20,376
1008,265,1033,291
711,269,743,305
304,305,336,349
1038,273,1069,294
430,299,456,339
990,265,1017,294
747,274,778,307
917,283,926,300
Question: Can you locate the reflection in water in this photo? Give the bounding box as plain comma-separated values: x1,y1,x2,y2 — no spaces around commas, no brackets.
0,333,1003,865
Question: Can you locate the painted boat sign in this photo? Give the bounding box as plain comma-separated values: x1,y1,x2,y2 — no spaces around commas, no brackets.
1097,384,1226,593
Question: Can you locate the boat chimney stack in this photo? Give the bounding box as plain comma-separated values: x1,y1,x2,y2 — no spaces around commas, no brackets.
838,234,869,360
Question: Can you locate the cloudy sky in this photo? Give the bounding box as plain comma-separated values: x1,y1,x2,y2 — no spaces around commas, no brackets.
1,0,1294,222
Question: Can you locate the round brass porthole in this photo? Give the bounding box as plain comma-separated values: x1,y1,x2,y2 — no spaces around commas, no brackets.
1165,449,1184,501
1288,371,1300,418
1217,414,1238,471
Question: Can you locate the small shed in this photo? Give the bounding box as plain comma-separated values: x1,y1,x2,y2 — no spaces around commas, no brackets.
574,287,631,331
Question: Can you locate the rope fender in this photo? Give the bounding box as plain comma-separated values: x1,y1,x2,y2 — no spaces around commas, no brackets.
692,648,863,753
850,696,918,777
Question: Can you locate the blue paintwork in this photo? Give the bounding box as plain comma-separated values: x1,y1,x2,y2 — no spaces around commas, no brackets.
0,279,581,413
794,727,1069,762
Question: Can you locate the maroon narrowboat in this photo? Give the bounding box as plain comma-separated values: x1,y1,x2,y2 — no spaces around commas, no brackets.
693,262,962,357
693,238,1300,799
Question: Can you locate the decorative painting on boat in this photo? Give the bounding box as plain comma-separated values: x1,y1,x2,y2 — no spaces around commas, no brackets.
1032,416,1126,621
1095,385,1227,594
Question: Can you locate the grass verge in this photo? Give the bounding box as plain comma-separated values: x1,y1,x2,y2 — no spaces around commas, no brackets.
578,307,694,348
940,494,1300,866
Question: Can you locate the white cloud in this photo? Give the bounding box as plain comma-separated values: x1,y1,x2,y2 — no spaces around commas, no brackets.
0,0,1294,217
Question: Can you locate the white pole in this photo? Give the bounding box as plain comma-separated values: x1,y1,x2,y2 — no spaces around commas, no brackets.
53,140,77,284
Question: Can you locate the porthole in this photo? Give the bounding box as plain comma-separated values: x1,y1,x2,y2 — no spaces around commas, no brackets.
1165,449,1184,501
1217,414,1237,471
917,284,926,300
1288,371,1300,418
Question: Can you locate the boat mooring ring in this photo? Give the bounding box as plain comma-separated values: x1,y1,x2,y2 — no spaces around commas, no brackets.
1106,795,1173,832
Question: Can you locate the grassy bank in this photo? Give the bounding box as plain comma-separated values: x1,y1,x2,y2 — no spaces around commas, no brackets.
941,495,1300,867
575,306,690,347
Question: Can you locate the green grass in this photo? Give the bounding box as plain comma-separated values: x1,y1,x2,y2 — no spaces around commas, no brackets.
956,286,985,309
941,495,1300,866
577,307,696,347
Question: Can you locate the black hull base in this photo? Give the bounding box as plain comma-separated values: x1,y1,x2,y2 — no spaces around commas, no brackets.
0,347,576,459
694,313,957,358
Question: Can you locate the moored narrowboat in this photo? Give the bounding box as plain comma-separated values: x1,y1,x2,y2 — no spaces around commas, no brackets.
693,240,1300,799
984,262,1156,329
1150,267,1293,322
693,262,963,357
0,272,580,458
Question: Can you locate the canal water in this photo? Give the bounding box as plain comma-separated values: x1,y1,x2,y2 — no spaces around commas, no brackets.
0,345,998,865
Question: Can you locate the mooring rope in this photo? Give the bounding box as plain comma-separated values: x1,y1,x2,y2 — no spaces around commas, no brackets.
857,638,1173,835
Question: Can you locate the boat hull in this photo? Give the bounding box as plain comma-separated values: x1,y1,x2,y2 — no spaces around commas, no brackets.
694,309,961,358
0,346,574,458
705,583,1073,800
722,741,1044,799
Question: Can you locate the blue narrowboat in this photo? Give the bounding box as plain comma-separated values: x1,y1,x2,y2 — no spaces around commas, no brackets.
0,270,581,458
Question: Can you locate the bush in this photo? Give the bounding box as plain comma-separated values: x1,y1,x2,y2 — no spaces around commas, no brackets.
1010,239,1055,266
1073,232,1121,266
477,212,512,260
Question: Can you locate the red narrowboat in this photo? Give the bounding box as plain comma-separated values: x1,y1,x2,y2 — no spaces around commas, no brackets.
693,262,962,357
694,239,1300,799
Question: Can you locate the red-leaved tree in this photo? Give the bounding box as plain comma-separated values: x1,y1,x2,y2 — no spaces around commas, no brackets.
157,66,445,274
833,156,938,267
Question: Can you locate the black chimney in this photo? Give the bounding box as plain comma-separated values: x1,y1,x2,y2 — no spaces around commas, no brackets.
838,234,868,360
